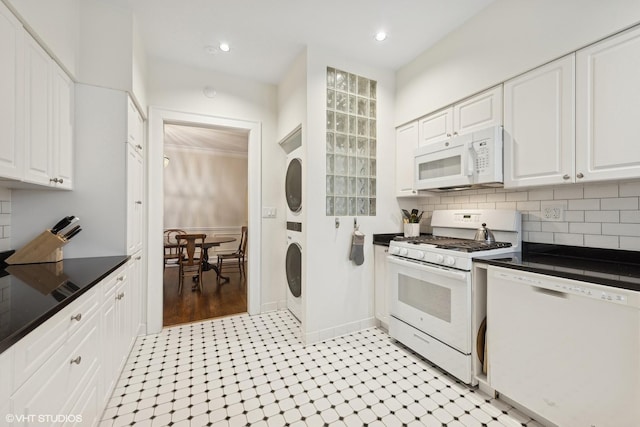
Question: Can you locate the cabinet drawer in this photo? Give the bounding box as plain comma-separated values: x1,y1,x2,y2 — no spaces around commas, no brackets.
63,366,100,427
13,286,99,388
102,266,127,298
12,310,100,425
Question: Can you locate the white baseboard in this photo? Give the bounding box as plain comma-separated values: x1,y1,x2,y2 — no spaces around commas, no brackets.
303,316,378,345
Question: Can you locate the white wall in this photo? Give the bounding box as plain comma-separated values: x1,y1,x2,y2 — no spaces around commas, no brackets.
303,46,399,343
396,0,640,125
4,0,80,77
146,58,282,313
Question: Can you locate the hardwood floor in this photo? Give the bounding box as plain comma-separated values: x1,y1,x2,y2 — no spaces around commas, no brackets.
162,263,247,327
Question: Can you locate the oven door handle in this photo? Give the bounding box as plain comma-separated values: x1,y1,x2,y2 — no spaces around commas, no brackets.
387,255,468,281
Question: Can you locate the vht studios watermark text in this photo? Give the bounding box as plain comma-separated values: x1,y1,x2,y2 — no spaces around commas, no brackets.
5,414,83,423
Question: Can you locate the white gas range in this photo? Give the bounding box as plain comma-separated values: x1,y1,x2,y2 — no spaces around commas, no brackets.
387,209,521,384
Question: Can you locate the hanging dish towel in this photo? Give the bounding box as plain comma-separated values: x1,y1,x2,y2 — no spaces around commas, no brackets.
349,230,365,265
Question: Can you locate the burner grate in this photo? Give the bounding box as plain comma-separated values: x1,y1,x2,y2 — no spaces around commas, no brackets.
393,235,512,252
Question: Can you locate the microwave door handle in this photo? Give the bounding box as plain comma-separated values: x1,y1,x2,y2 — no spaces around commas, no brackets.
466,143,475,177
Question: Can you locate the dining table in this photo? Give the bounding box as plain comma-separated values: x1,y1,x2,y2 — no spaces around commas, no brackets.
164,236,237,286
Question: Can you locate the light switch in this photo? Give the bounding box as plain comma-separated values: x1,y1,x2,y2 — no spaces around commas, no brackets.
262,207,277,218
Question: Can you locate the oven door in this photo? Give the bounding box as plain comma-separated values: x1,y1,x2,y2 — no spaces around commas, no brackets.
414,136,474,190
387,255,471,353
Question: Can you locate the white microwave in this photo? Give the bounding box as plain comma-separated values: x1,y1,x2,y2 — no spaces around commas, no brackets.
414,125,503,191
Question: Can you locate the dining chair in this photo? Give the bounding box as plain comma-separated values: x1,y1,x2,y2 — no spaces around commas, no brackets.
164,228,186,270
176,233,206,293
216,226,248,284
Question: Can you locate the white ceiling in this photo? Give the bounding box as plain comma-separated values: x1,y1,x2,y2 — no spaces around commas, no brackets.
109,0,495,85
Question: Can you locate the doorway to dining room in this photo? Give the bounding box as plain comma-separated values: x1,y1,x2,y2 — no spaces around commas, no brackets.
162,123,249,326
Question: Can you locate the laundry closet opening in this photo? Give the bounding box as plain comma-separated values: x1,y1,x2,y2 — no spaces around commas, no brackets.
162,122,249,326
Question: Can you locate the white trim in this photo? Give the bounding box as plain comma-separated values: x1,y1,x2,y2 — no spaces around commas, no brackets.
164,143,248,158
147,108,262,334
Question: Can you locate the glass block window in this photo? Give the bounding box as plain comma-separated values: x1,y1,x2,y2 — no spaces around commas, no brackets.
326,67,376,216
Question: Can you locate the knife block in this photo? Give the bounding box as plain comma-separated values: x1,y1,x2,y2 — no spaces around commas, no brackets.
5,230,68,265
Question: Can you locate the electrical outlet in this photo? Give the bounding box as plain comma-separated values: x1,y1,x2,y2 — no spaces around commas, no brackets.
542,205,564,221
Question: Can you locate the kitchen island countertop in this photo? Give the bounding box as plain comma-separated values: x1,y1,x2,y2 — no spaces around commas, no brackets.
0,255,129,354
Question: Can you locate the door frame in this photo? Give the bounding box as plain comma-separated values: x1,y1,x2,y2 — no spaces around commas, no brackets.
146,107,262,333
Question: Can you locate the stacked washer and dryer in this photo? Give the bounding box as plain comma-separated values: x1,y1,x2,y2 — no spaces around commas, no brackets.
279,127,303,322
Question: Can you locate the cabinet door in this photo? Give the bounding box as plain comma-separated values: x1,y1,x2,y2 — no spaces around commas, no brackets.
0,3,23,180
454,86,503,135
504,55,575,188
51,64,73,189
395,121,419,196
127,96,143,152
373,245,389,329
418,108,452,146
576,26,640,182
127,145,144,254
128,253,144,338
23,34,52,186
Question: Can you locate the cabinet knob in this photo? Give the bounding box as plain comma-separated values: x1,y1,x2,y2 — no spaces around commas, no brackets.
70,356,82,365
70,313,82,322
563,174,570,180
136,144,142,150
135,256,142,260
58,178,63,184
453,131,458,136
446,133,452,137
576,172,584,179
49,178,58,183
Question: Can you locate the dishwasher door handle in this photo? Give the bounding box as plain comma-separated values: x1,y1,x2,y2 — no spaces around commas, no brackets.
533,286,568,299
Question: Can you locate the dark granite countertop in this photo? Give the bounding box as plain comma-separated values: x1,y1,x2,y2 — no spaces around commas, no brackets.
473,243,640,292
372,233,403,246
0,255,129,354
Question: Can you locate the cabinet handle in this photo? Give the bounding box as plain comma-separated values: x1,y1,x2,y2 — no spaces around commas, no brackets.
413,333,431,344
453,131,458,136
70,313,82,322
446,133,452,137
135,256,142,260
562,174,570,180
576,172,584,179
49,178,58,183
135,201,142,205
117,276,125,281
70,356,82,365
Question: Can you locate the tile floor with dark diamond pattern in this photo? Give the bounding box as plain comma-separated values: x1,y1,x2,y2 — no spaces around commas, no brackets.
98,310,543,427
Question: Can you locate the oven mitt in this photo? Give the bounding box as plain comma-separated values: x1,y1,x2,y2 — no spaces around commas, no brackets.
350,230,365,265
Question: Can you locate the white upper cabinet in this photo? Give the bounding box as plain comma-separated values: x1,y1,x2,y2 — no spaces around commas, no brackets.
0,2,24,180
127,96,144,154
576,25,640,182
419,86,502,146
504,55,575,188
395,121,419,196
23,32,73,189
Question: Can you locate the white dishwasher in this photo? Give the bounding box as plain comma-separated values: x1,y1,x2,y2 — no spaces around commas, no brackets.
487,265,640,427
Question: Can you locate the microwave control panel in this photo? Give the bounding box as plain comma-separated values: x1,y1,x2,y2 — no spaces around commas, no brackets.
473,141,490,172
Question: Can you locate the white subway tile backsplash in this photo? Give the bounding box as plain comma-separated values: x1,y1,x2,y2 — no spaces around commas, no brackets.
506,192,528,202
0,202,10,214
568,199,600,211
477,202,497,209
554,233,584,246
486,193,506,202
583,183,618,198
584,234,619,249
554,185,583,200
469,194,487,203
0,214,9,227
601,197,639,210
528,232,554,243
516,201,540,212
527,189,554,201
564,210,585,222
569,222,601,234
523,221,541,232
584,211,619,223
619,181,640,197
602,223,640,236
440,196,455,204
2,226,9,239
541,222,569,233
496,202,517,209
620,211,640,223
620,236,640,251
454,195,470,203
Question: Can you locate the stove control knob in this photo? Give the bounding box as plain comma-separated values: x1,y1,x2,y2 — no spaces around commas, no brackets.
435,254,444,263
413,251,424,259
444,256,455,266
399,248,408,256
389,246,400,255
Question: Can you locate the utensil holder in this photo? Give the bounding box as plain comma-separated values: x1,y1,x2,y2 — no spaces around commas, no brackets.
404,223,420,237
5,230,68,264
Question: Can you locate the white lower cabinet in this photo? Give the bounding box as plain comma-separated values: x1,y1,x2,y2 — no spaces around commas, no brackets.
4,262,140,427
373,245,389,329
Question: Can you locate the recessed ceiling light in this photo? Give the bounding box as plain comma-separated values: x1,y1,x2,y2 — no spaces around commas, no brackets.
375,31,387,42
219,42,230,52
204,45,219,55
